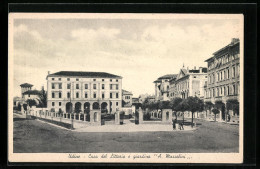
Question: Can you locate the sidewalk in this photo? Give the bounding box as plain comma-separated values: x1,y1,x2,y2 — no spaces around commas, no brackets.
75,121,196,133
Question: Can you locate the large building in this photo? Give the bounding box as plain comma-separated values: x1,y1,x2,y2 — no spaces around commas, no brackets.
46,71,123,114
169,66,208,100
204,38,240,118
154,74,177,101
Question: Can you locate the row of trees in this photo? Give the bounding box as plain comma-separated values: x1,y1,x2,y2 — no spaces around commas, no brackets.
142,96,239,127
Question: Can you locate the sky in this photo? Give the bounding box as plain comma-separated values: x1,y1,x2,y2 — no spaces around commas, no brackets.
11,14,242,97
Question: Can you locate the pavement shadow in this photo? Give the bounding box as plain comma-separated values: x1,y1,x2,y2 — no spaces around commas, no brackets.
13,118,33,122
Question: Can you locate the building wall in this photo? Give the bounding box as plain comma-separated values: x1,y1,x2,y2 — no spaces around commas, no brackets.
23,94,40,104
205,40,240,104
122,94,133,106
47,76,122,113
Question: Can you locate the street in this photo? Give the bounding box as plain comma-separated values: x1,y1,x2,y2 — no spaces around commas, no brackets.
13,115,239,153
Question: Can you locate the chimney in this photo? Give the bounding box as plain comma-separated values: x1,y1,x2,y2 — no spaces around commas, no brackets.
48,71,50,75
194,66,196,70
231,38,239,44
199,67,203,73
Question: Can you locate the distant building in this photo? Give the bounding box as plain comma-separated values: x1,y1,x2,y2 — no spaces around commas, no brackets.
20,83,33,98
204,38,240,118
23,90,41,103
154,74,177,101
122,89,133,107
132,97,140,104
46,71,123,114
170,66,208,100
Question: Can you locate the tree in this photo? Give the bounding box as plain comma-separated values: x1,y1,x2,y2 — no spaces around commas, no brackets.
204,101,214,118
122,100,127,107
37,88,47,108
214,101,225,121
178,99,189,123
17,103,21,111
186,96,203,127
159,101,171,110
212,108,220,121
226,99,239,116
169,97,183,120
26,99,37,107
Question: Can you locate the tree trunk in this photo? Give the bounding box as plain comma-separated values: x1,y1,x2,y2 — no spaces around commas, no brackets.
182,112,185,123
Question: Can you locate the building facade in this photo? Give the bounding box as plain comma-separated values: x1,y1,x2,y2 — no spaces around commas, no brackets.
122,89,133,107
46,71,123,114
169,67,207,100
154,74,177,101
204,38,240,118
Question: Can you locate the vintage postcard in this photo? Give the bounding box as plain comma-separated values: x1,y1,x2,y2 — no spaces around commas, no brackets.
8,13,243,163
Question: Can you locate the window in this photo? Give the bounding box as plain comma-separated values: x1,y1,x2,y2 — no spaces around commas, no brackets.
116,93,119,98
110,79,112,82
116,102,118,106
93,92,96,98
52,78,55,80
213,89,215,97
221,72,223,80
76,84,79,89
85,84,88,89
227,86,230,95
224,71,226,80
67,84,71,89
28,94,30,97
59,78,61,81
102,93,105,99
93,79,96,81
102,84,105,89
102,79,104,81
59,102,61,106
59,92,62,98
85,92,88,98
52,92,55,98
227,69,230,79
233,85,236,95
67,92,70,98
52,102,55,106
52,83,55,89
233,67,236,77
67,78,70,81
93,84,96,89
76,92,79,98
224,87,226,96
110,84,113,90
59,83,62,89
76,78,79,81
217,73,219,81
116,79,118,82
110,93,113,98
116,84,118,90
193,76,197,78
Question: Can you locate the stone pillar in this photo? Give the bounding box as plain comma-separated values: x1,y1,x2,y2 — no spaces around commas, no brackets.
138,107,143,124
78,114,81,121
90,104,93,111
219,110,222,121
70,113,72,120
84,114,86,121
73,113,76,120
115,111,120,125
90,111,94,123
162,109,173,123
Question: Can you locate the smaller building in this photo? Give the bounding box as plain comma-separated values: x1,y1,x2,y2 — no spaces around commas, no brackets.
122,89,133,107
154,74,177,101
23,90,41,104
169,66,208,100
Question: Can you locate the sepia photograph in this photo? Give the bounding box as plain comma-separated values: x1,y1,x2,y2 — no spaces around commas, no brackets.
8,13,243,163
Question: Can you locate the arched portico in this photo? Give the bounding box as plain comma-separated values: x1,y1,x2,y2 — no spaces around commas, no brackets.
93,102,99,110
84,102,90,114
75,102,82,113
66,102,73,113
101,102,108,113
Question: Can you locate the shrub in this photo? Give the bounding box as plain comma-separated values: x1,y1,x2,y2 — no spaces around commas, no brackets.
143,112,151,120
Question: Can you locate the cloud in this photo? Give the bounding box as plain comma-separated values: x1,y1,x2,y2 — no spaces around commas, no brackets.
12,19,241,97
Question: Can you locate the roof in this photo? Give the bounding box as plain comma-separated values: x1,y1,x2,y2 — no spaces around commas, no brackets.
20,83,33,87
205,38,240,62
48,71,122,78
122,89,133,95
23,90,41,95
154,74,177,83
